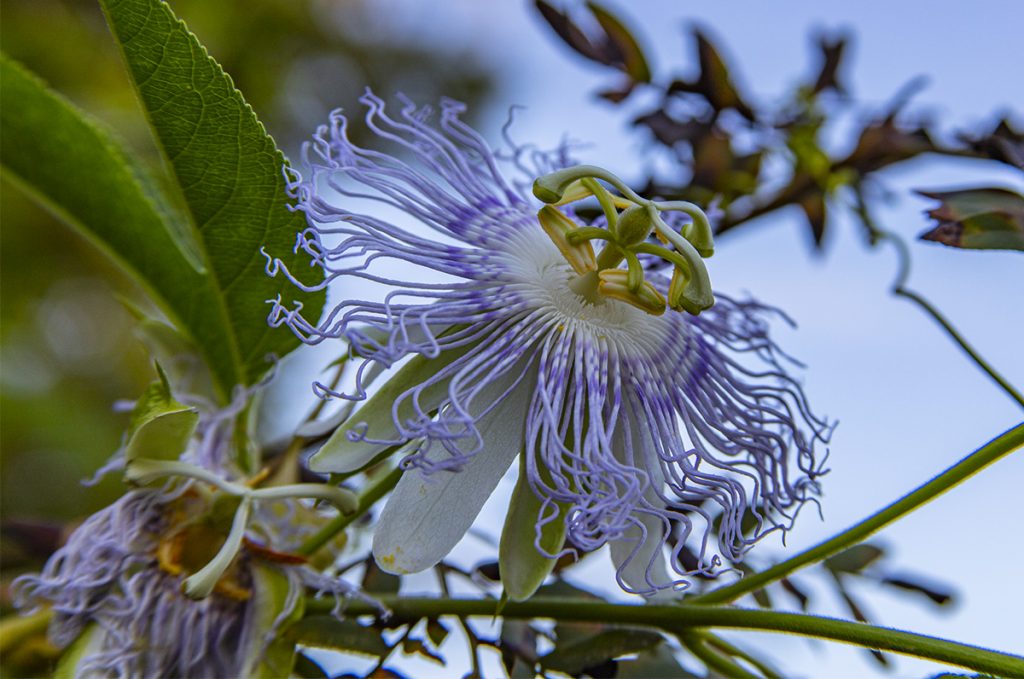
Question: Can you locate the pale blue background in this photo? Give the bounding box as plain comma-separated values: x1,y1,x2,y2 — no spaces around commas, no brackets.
307,2,1024,676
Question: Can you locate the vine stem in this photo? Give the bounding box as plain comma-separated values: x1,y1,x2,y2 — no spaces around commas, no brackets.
305,595,1024,676
853,184,1024,410
692,421,1024,605
296,465,403,556
892,283,1024,409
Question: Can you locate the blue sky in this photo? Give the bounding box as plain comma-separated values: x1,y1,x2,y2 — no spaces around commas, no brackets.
307,2,1024,676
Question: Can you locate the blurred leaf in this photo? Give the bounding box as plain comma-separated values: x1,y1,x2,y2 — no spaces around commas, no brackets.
633,110,711,147
247,563,302,679
881,575,955,606
811,34,849,95
124,365,199,463
286,616,390,658
616,643,698,678
798,190,827,247
959,117,1024,169
123,298,217,399
824,544,884,574
475,560,502,582
597,83,636,103
585,2,650,82
779,576,810,611
669,29,755,121
401,638,445,665
535,0,608,64
292,653,329,679
425,619,450,648
0,54,242,395
535,579,602,600
535,0,649,88
368,670,409,679
752,586,772,609
0,519,66,566
362,558,402,594
100,0,325,385
54,626,102,679
917,188,1024,252
542,626,663,675
844,113,936,174
500,620,538,673
835,585,889,667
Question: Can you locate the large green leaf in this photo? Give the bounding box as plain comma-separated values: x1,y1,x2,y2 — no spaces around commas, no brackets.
100,0,324,384
0,54,242,395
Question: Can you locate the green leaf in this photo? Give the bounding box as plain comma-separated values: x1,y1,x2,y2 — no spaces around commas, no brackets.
287,616,391,658
500,454,569,601
918,188,1024,251
0,54,242,396
542,626,664,675
124,364,199,463
99,0,325,384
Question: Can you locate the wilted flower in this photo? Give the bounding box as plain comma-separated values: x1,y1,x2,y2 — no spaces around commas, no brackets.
13,384,363,677
12,489,261,678
268,92,830,598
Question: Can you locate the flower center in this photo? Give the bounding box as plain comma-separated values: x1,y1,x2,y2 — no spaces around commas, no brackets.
533,165,717,316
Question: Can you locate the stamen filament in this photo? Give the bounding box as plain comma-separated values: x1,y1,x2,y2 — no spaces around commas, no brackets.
251,484,358,514
183,495,252,599
581,177,620,229
125,458,249,496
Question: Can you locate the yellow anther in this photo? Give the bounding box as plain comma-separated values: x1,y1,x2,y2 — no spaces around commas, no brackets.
550,180,593,206
538,206,597,275
598,270,667,316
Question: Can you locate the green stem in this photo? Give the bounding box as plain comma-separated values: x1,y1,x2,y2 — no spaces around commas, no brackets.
693,421,1024,606
854,185,1024,410
893,284,1024,409
680,631,761,678
305,595,1024,676
700,632,783,679
296,465,403,557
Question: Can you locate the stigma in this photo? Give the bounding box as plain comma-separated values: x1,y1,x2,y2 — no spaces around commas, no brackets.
533,165,716,316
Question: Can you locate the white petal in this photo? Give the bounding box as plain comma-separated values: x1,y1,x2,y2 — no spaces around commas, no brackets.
609,406,674,596
373,376,530,574
609,504,673,597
